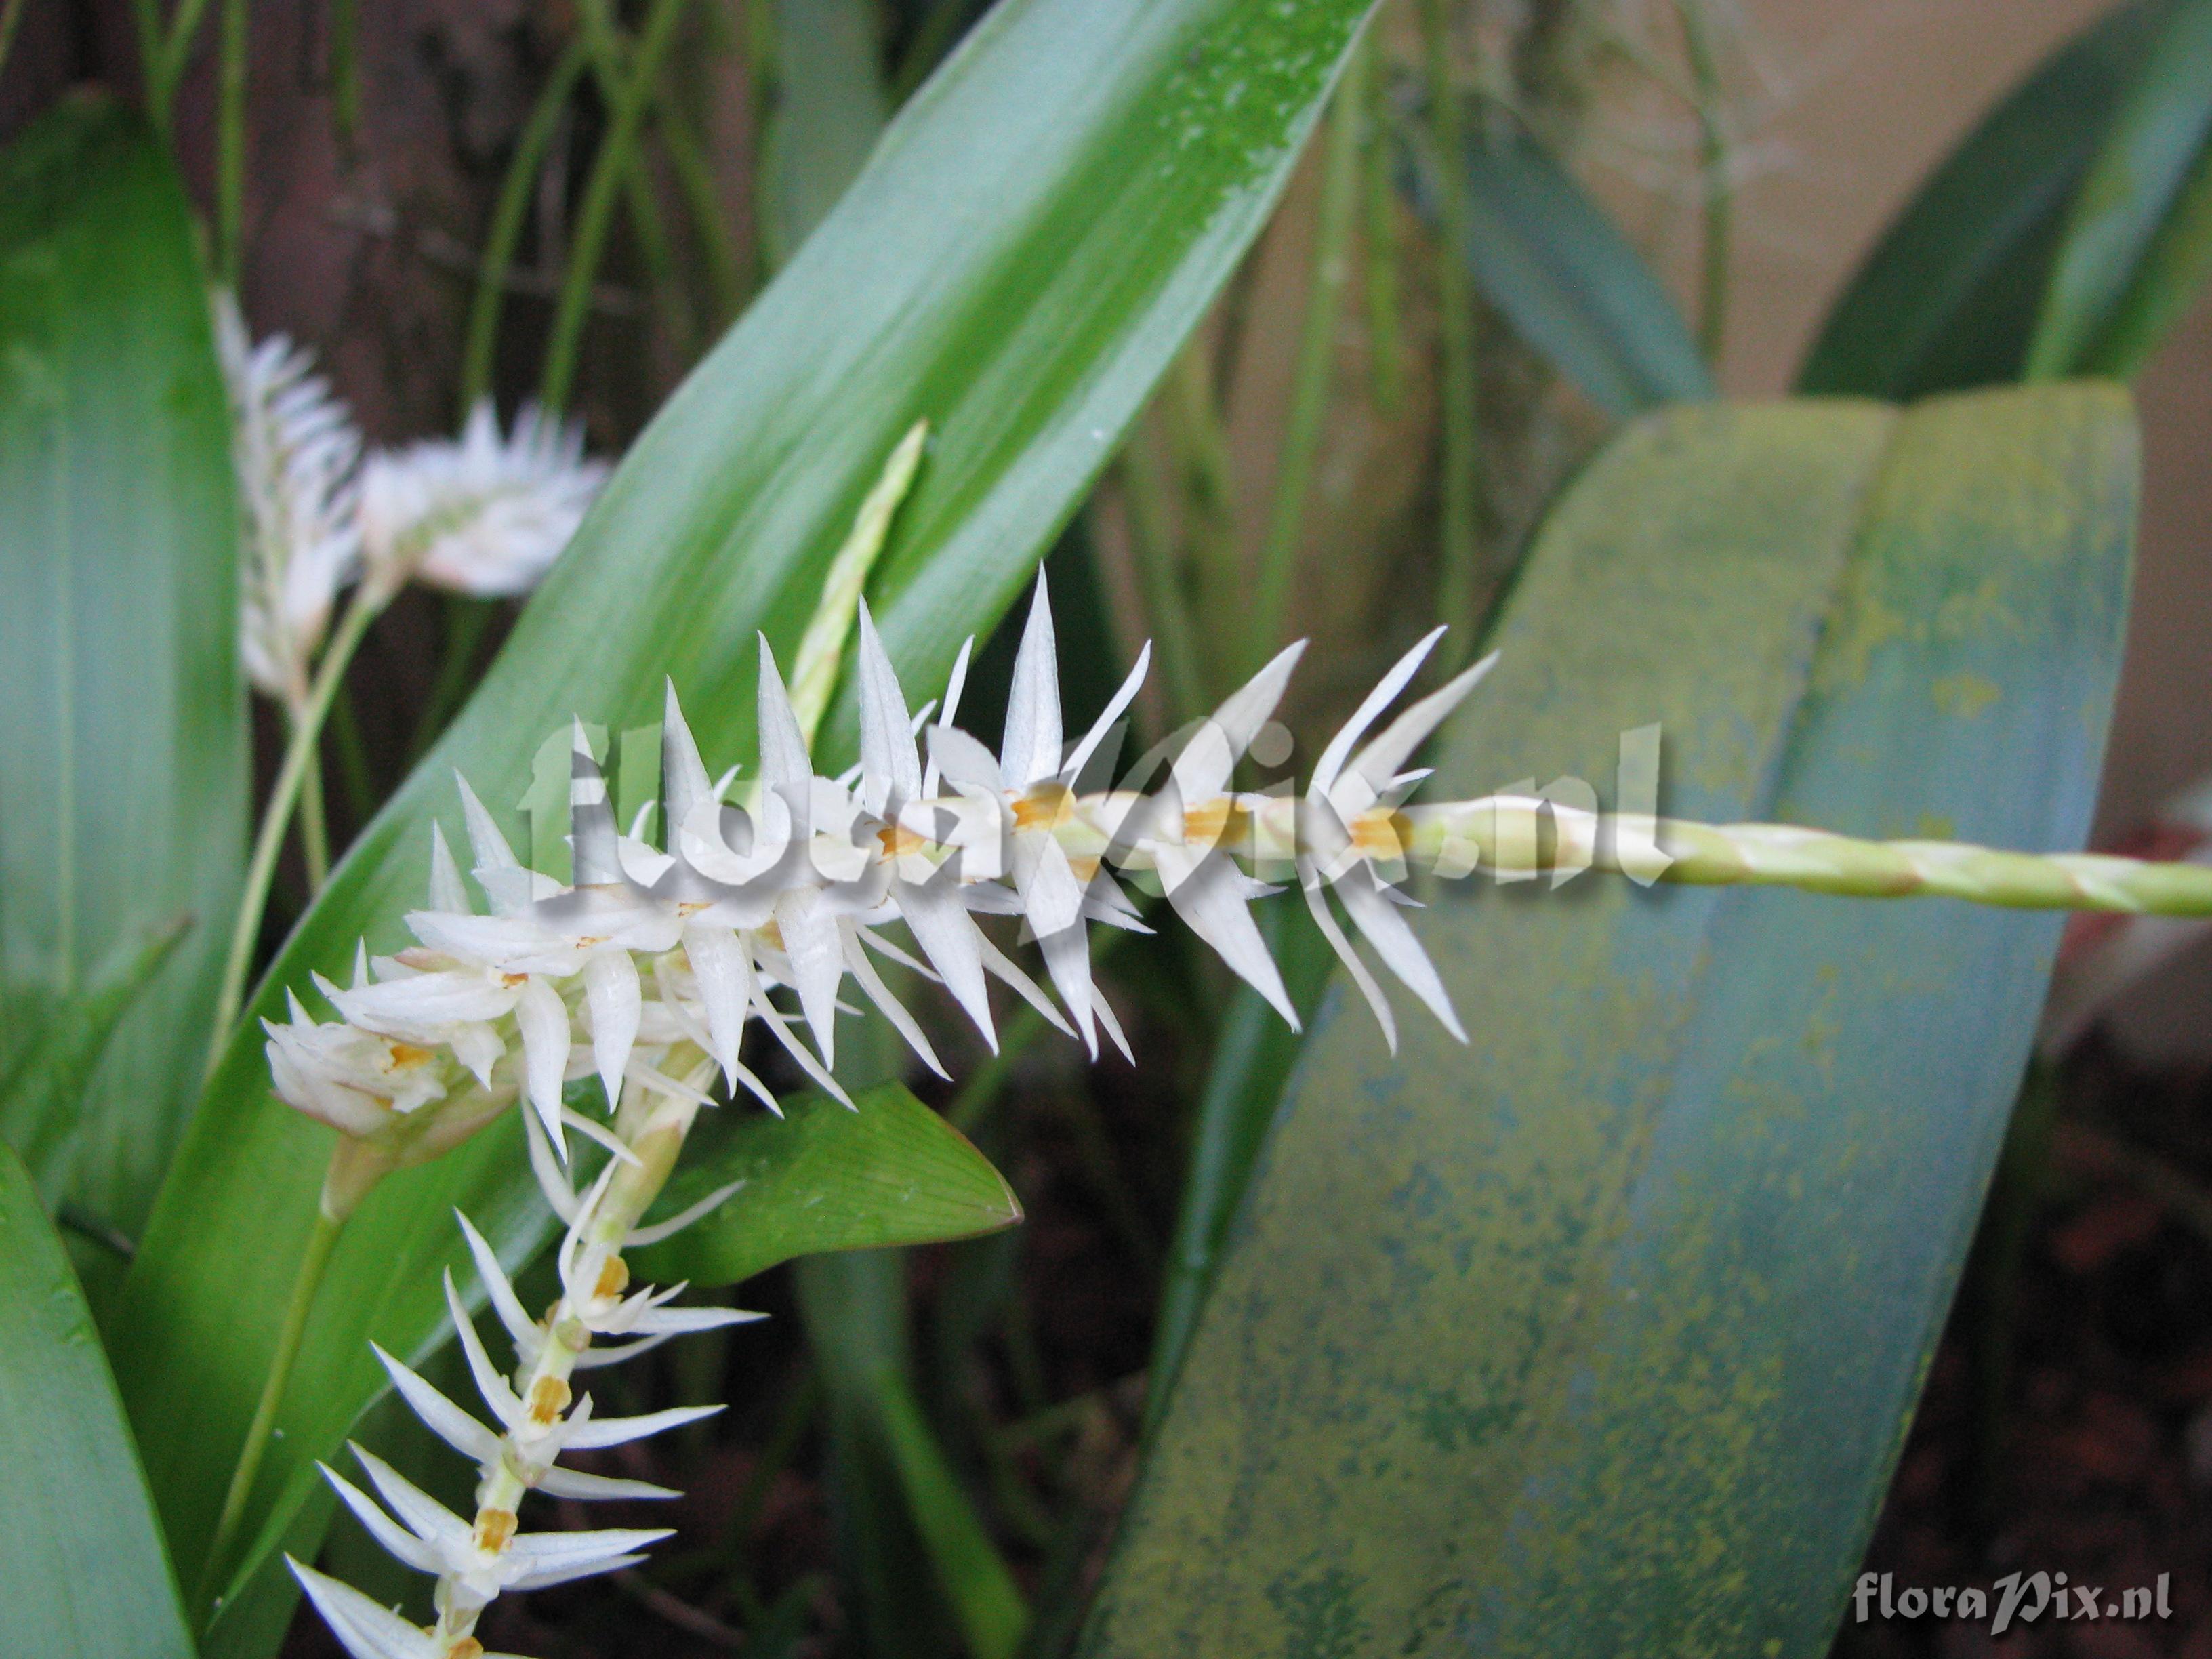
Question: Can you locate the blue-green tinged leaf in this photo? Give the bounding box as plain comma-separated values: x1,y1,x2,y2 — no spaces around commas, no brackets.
0,94,245,1267
0,1139,194,1658
0,917,188,1204
111,0,1378,1643
1409,117,1711,417
633,1082,1020,1286
2028,0,2212,377
1800,0,2174,396
1083,384,2135,1656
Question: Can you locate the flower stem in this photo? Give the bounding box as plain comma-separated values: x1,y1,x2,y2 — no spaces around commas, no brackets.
198,1198,346,1613
462,35,591,417
216,0,249,286
541,0,693,413
1247,36,1367,676
1420,0,1481,652
1675,0,1730,368
209,589,380,1065
293,715,332,893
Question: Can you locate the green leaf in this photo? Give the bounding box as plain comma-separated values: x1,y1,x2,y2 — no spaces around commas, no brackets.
0,916,189,1204
1083,384,2135,1656
112,0,1378,1638
0,94,245,1265
798,1249,1029,1659
1799,0,2174,396
758,0,892,266
2027,0,2212,377
1408,115,1711,417
0,1138,194,1658
634,1082,1021,1286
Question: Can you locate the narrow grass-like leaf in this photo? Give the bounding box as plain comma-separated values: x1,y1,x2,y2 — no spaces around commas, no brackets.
0,1139,194,1658
2028,0,2212,377
799,1249,1029,1659
1799,0,2173,396
634,1082,1020,1286
0,94,244,1269
1404,115,1712,417
1084,385,2135,1656
113,0,1378,1640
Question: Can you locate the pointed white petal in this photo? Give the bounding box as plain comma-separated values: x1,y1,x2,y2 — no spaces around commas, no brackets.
855,601,922,812
533,1463,679,1501
506,1524,676,1570
444,1269,525,1430
453,770,529,916
1174,640,1308,804
558,1401,724,1450
568,722,622,886
625,1179,746,1248
972,930,1074,1036
754,635,813,794
1157,846,1298,1027
627,1302,769,1335
1347,651,1497,797
1038,921,1097,1059
427,824,469,914
840,921,947,1078
1301,868,1398,1052
893,876,996,1050
583,947,640,1112
515,974,572,1158
371,1344,502,1466
1336,869,1466,1041
1000,572,1063,785
560,1105,644,1164
349,1442,472,1551
775,889,845,1067
750,990,851,1108
1093,985,1134,1064
320,1464,446,1574
1061,641,1149,785
287,1559,441,1659
682,921,751,1086
521,1106,581,1224
453,1211,539,1359
926,722,1006,793
1311,627,1445,796
921,636,975,798
661,679,714,838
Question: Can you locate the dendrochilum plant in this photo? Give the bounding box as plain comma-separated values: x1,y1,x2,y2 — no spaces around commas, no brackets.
250,528,2212,1658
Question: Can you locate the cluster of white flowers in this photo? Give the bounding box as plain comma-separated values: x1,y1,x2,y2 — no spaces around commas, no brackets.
216,294,607,708
267,576,1492,1169
272,575,1493,1658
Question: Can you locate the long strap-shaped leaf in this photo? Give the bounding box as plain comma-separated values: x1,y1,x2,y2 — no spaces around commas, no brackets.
1799,0,2174,398
112,0,1380,1645
1082,384,2134,1656
0,1140,195,1658
0,96,244,1271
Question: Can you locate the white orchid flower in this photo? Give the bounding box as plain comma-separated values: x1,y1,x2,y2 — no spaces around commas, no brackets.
359,400,605,601
216,293,363,708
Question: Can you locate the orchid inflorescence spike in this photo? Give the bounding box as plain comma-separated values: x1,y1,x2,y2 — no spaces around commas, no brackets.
266,572,1491,1178
280,571,2212,1658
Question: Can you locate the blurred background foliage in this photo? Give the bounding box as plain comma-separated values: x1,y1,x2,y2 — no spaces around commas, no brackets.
5,1,2212,1656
